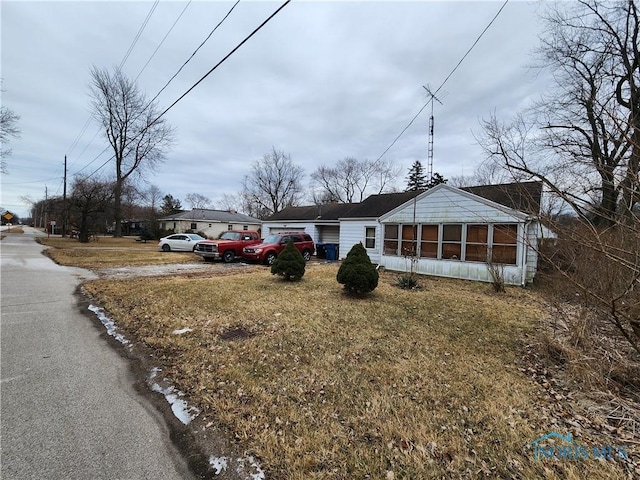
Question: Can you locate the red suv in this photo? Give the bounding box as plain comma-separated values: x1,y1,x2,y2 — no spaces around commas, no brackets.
242,232,315,265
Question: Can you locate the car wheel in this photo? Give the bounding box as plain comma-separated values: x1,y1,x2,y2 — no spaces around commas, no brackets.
302,250,311,261
162,244,171,252
222,250,235,263
265,252,277,266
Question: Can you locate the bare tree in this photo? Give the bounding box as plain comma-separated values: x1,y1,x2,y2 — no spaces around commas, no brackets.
89,66,174,236
0,83,20,174
311,157,400,203
69,176,114,242
242,148,304,218
218,193,241,212
479,1,639,226
142,184,163,214
185,193,211,209
477,0,640,357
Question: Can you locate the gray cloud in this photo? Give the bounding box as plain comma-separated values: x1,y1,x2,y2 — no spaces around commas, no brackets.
1,1,549,218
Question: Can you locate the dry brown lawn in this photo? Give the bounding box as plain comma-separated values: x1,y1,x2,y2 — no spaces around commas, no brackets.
39,236,200,269
82,264,633,479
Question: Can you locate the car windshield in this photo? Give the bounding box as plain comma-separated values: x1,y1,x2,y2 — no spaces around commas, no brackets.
262,234,281,244
219,232,241,240
187,234,204,241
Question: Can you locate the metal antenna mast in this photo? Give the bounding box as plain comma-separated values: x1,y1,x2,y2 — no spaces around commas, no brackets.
423,86,443,182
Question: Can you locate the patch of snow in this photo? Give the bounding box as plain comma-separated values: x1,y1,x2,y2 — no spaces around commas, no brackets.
150,382,200,425
209,456,228,475
237,456,266,480
172,327,193,335
88,304,130,345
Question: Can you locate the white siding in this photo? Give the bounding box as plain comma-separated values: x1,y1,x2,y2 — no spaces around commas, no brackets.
381,256,525,285
340,220,380,263
382,187,523,224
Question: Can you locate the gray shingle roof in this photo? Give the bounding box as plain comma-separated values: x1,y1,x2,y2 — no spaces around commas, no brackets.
263,182,543,222
159,209,261,223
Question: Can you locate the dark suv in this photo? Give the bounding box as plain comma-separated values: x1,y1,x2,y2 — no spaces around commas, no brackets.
242,232,315,265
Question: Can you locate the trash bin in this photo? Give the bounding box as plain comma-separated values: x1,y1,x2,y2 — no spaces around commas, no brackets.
316,242,327,259
325,243,337,261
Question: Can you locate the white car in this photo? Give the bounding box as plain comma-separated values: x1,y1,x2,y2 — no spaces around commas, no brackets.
158,233,205,252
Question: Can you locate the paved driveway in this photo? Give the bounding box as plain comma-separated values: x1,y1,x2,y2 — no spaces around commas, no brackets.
1,228,196,479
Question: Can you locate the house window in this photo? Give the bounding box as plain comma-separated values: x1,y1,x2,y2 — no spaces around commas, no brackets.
465,225,488,262
492,224,518,264
401,224,418,256
420,225,438,258
209,224,212,228
365,227,376,249
160,222,166,230
190,223,197,230
442,224,462,259
383,225,399,255
228,224,233,231
243,225,248,231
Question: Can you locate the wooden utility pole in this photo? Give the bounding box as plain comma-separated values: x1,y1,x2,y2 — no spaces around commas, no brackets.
62,155,68,237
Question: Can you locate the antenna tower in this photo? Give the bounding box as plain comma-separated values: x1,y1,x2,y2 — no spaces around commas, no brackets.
423,86,443,181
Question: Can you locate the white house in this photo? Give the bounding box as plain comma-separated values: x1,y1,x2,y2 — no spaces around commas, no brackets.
159,209,262,239
262,181,546,285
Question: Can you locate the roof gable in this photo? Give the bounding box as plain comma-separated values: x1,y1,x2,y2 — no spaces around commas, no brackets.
379,183,533,223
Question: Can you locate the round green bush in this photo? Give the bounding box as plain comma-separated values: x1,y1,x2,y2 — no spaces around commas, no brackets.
336,242,379,294
271,240,306,281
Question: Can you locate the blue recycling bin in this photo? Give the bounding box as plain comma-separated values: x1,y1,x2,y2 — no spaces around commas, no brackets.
325,243,338,261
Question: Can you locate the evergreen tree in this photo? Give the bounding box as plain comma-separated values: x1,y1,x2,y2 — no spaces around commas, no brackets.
426,172,447,188
160,194,183,215
405,160,427,191
336,243,379,294
271,240,306,281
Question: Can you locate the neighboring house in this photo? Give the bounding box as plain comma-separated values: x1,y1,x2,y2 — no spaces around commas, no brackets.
263,181,547,286
158,209,262,239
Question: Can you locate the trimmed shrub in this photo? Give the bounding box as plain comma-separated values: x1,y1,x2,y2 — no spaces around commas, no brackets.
337,242,379,294
271,240,305,281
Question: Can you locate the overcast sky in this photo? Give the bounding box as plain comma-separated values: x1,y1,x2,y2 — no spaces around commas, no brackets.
1,0,550,219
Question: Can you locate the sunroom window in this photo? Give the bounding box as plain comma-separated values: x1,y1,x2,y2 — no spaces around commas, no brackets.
442,224,462,260
492,224,518,264
465,225,488,262
383,225,399,255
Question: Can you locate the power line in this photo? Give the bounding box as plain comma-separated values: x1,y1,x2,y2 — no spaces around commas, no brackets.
155,0,290,122
120,0,159,70
134,0,193,82
145,0,241,107
375,0,510,162
71,0,240,179
80,0,291,180
64,0,162,169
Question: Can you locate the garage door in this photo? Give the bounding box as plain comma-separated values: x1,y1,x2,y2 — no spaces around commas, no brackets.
267,227,306,235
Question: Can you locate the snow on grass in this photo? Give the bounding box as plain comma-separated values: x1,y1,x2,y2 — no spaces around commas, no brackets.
88,304,130,345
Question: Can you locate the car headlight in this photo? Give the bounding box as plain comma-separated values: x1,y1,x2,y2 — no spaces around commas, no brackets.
253,248,263,253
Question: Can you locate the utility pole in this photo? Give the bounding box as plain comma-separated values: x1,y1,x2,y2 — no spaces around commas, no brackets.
62,155,68,237
43,185,48,230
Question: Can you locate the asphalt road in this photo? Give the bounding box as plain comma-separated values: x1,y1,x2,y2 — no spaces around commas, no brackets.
0,227,196,480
